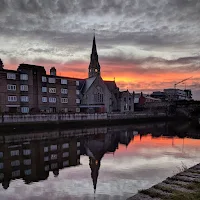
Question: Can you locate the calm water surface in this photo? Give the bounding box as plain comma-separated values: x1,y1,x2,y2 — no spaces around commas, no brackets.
0,122,200,200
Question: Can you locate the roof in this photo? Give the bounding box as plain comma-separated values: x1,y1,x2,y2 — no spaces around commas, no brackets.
82,76,97,93
104,81,117,92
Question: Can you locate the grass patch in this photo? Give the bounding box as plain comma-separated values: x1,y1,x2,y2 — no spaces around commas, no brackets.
165,183,200,200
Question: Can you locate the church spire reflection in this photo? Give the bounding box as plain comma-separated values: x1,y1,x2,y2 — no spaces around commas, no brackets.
89,158,100,193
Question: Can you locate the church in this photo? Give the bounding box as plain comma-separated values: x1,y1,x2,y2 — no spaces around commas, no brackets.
79,35,124,113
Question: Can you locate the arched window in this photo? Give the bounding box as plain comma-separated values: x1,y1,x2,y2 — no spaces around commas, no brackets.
94,86,103,103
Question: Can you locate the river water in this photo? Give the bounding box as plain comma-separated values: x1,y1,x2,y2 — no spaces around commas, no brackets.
0,122,200,200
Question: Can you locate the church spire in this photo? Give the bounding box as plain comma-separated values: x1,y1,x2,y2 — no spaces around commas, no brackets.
88,33,101,78
92,35,97,55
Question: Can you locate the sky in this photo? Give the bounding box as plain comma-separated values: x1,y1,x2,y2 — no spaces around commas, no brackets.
1,0,200,99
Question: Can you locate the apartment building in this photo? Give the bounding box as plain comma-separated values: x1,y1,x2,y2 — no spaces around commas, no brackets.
0,64,81,113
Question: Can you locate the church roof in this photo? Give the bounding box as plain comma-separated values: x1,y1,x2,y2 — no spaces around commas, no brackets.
104,81,117,92
82,76,97,93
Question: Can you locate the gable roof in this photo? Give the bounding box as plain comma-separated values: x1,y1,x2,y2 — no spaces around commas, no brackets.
82,76,97,93
104,81,117,92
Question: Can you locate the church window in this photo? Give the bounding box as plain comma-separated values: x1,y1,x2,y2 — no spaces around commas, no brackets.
94,86,103,103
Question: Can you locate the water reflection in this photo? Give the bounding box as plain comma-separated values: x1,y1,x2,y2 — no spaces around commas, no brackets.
0,122,200,200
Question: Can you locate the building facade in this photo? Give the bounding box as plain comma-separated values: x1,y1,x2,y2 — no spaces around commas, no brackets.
164,88,192,101
0,64,80,113
119,90,134,113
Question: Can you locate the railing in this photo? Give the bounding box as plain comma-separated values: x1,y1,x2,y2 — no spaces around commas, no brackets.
0,112,167,124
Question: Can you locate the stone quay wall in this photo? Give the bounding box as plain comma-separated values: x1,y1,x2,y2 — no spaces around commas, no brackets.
0,112,167,124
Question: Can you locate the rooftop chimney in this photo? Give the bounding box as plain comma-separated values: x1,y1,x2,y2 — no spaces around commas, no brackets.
50,67,56,76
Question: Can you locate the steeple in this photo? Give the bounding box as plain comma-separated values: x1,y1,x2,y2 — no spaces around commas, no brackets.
88,34,101,78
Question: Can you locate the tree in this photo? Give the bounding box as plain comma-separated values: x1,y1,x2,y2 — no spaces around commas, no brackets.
0,59,4,69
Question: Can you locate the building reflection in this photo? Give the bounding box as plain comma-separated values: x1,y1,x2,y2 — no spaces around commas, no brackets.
0,126,137,192
0,121,193,192
0,137,81,189
84,130,136,193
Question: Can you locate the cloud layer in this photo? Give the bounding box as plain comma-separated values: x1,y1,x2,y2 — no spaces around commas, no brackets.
1,0,200,98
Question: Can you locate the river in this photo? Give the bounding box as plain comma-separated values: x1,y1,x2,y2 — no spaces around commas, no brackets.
0,122,200,200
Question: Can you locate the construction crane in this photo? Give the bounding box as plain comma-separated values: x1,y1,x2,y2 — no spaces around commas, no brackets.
174,76,193,90
174,76,193,101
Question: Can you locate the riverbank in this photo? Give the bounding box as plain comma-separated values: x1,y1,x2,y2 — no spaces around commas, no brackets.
127,164,200,200
0,114,175,133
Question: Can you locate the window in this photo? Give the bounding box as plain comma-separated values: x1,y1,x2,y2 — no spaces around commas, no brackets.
10,150,19,156
0,163,3,169
24,169,31,175
8,96,17,102
61,88,68,94
62,143,69,149
61,79,67,85
44,147,48,152
23,149,31,155
50,145,57,151
124,97,126,102
77,142,80,147
63,161,69,167
7,73,16,80
21,96,29,102
45,165,49,171
63,152,69,158
49,88,56,93
20,74,28,80
11,160,20,167
51,154,57,160
94,86,103,103
12,170,20,177
42,76,47,82
7,84,16,91
64,108,68,113
76,81,79,86
20,85,28,91
129,106,131,111
42,87,47,93
44,156,49,161
77,150,80,155
76,99,80,104
76,108,80,113
49,97,56,103
51,163,57,169
24,159,31,165
21,107,29,113
42,97,47,103
0,152,3,158
61,98,68,104
48,77,55,83
76,90,80,95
